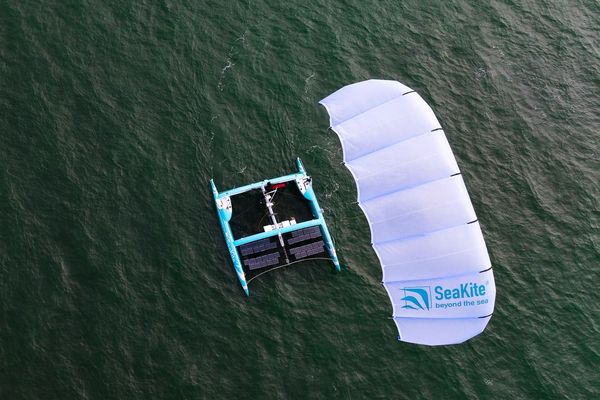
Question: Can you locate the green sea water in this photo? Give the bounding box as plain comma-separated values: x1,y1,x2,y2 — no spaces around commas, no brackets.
1,1,599,399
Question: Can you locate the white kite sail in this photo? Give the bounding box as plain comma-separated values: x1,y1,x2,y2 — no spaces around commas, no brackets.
320,80,495,345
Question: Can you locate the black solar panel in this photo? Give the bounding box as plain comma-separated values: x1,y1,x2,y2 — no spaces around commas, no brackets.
287,226,322,245
239,238,278,256
243,251,281,270
289,240,325,260
290,226,321,237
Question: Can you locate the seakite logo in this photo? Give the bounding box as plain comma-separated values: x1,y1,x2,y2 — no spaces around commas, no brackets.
400,286,431,310
400,281,490,311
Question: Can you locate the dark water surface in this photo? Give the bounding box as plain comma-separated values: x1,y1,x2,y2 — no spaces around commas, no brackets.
1,1,599,399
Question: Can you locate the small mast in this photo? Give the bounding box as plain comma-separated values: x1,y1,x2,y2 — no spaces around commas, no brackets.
261,186,290,264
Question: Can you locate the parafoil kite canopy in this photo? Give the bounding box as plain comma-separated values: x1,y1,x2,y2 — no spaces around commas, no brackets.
320,80,495,346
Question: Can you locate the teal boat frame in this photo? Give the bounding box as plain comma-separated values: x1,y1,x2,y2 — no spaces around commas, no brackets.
210,158,341,295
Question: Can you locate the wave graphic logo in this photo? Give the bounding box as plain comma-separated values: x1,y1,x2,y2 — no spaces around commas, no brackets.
400,286,431,311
